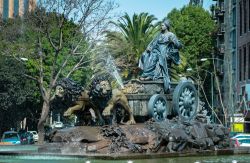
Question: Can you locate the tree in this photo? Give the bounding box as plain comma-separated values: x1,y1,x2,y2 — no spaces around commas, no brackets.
0,56,41,134
166,6,216,81
1,0,116,144
167,5,216,117
167,6,215,70
106,12,158,79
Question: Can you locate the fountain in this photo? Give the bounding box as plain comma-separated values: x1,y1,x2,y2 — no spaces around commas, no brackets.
105,55,124,89
35,71,231,156
1,18,248,163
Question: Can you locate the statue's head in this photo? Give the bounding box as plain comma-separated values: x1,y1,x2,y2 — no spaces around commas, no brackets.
55,85,65,98
162,19,170,31
90,76,112,99
99,80,112,95
55,78,83,101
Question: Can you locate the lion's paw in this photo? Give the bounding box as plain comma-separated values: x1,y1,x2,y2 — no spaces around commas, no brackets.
126,119,136,125
63,110,72,117
102,109,111,116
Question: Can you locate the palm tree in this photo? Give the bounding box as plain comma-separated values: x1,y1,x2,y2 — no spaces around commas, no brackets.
106,12,158,79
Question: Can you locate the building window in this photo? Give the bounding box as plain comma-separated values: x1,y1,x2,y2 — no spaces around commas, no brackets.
249,44,250,79
24,0,29,14
233,7,236,27
240,48,242,81
14,0,19,17
243,0,247,33
244,46,247,80
231,29,236,49
3,0,9,19
232,51,236,71
240,1,242,36
249,0,250,31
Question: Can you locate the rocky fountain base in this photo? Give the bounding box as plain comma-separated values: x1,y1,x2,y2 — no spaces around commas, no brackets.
39,118,230,155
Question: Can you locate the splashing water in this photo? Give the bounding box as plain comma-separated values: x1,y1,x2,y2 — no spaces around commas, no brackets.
105,55,124,89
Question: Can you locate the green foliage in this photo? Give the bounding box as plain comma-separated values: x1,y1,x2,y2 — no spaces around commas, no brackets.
114,12,158,59
0,56,41,132
0,10,93,86
167,6,216,71
106,12,159,79
0,10,93,131
167,5,216,99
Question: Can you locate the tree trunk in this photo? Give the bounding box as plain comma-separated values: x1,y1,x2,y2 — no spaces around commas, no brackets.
37,100,50,144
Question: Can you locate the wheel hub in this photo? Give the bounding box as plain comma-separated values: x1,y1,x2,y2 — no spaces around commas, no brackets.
183,95,192,108
154,100,165,114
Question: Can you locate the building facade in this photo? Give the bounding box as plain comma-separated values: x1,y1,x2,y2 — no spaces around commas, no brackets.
236,0,250,132
0,0,36,19
212,0,230,125
213,0,250,132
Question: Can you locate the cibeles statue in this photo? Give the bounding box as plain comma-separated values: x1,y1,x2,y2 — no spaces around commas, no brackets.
138,19,182,92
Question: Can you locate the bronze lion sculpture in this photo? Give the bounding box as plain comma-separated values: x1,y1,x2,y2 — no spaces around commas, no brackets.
89,76,136,125
55,77,136,125
55,78,104,125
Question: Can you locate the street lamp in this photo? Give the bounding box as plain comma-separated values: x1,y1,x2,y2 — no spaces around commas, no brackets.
200,57,231,126
187,67,214,123
200,57,225,62
20,57,28,61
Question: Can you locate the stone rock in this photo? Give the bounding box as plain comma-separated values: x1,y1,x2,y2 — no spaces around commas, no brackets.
44,120,230,154
52,126,104,142
120,124,156,145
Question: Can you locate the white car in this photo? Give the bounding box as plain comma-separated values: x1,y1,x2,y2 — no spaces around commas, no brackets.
231,138,250,147
29,131,39,142
231,134,250,139
54,121,64,129
230,134,250,147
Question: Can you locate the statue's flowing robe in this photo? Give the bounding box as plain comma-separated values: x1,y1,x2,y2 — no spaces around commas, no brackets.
139,32,182,91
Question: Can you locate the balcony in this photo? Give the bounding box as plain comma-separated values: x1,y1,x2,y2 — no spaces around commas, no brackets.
220,23,225,33
215,10,224,17
220,2,225,12
217,23,225,36
219,44,225,54
215,3,225,17
217,69,224,76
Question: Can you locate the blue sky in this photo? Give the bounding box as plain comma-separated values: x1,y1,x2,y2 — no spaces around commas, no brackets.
114,0,213,20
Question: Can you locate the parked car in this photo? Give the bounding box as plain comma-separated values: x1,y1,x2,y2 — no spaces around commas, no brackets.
54,121,64,129
18,130,28,144
231,134,250,139
231,138,250,147
29,131,38,142
1,131,21,145
26,132,35,144
230,134,250,147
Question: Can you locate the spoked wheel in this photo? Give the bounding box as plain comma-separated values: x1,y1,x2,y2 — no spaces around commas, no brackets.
148,94,169,122
173,81,198,121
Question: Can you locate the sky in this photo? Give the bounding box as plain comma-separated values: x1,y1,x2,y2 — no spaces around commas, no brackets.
113,0,213,21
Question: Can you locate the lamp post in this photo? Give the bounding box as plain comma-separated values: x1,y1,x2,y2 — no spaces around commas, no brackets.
20,57,28,61
200,57,224,62
187,67,214,123
200,57,233,127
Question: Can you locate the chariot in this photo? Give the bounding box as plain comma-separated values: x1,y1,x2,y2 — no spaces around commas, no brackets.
124,79,198,122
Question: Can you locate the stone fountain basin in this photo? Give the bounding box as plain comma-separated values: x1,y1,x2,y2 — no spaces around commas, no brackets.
39,124,156,154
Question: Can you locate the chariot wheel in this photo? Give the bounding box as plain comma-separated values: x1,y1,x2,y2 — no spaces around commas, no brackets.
148,94,169,122
173,81,198,121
